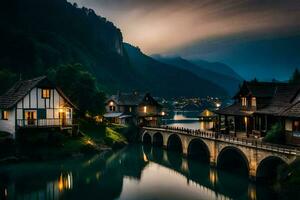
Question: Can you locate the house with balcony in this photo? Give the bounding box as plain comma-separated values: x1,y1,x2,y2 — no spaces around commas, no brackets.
0,76,77,138
104,92,163,126
216,81,300,146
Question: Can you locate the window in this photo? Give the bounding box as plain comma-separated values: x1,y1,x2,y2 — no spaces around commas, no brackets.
241,97,247,107
42,89,50,99
144,106,147,113
293,121,300,132
129,107,132,112
109,106,116,112
1,111,8,120
251,97,257,107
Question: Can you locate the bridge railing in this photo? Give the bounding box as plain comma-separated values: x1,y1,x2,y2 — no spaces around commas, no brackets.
143,126,300,155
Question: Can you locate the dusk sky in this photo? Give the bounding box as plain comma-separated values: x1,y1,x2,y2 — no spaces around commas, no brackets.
70,0,300,80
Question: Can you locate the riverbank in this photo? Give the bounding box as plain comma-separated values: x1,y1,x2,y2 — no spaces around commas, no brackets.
0,119,136,164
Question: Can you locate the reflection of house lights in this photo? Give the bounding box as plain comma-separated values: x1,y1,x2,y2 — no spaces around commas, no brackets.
58,173,73,192
248,184,257,200
209,169,217,185
96,172,101,180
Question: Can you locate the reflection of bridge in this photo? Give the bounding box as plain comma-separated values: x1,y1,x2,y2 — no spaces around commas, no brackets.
143,146,254,200
142,127,300,180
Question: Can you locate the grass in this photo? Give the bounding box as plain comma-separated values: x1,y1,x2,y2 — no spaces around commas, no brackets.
0,118,131,163
78,119,128,148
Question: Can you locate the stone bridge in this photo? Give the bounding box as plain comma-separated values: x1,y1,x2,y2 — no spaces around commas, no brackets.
142,127,300,181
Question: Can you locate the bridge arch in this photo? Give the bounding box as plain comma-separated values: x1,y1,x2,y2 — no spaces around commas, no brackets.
256,156,287,181
187,139,210,163
167,134,183,153
153,132,164,147
142,132,152,144
217,146,249,176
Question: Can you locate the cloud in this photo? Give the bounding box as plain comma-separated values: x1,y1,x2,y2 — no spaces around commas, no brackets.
70,0,300,54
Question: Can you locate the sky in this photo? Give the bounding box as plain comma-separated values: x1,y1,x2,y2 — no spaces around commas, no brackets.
70,0,300,80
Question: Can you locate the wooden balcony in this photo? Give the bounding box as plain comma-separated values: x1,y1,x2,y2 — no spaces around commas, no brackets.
17,118,73,128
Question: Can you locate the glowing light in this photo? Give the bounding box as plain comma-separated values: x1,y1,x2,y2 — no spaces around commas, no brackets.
209,169,218,185
96,172,101,180
58,173,73,192
144,106,147,113
143,153,148,162
244,117,248,124
109,101,114,106
161,111,165,116
216,103,221,108
205,110,209,116
94,115,103,123
58,175,64,191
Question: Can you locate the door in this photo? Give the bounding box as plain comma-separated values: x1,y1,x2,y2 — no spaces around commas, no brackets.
59,112,66,126
25,111,37,126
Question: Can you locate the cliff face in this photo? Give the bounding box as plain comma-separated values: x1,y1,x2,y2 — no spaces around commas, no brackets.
14,0,124,55
0,0,135,92
0,0,228,97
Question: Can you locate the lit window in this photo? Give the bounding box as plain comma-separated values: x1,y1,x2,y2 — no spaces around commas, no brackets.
241,97,247,107
1,111,8,120
42,89,50,99
129,107,132,112
251,97,257,107
144,106,147,113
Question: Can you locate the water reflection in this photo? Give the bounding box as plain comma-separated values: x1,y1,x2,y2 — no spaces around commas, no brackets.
0,145,282,200
164,111,214,130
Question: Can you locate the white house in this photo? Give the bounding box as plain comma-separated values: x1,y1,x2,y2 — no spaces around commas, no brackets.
0,76,77,138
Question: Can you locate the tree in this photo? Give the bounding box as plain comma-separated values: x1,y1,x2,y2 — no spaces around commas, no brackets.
0,68,17,95
263,122,285,144
47,64,106,116
289,68,300,84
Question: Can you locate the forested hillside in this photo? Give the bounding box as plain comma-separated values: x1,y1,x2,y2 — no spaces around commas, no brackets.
0,0,228,98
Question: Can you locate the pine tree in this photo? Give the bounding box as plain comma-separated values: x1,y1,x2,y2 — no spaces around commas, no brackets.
289,68,300,84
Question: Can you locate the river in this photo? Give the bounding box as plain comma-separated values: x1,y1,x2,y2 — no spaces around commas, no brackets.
0,112,283,200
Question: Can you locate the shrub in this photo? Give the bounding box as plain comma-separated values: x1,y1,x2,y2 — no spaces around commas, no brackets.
263,122,285,144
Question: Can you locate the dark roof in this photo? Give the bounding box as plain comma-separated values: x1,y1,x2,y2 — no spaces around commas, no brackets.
107,92,162,108
255,85,300,115
215,103,253,116
280,101,300,118
0,76,77,109
234,81,289,98
107,92,145,106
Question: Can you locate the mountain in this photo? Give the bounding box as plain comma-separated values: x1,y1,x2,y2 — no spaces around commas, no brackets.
0,0,138,92
0,0,227,98
153,56,242,95
189,59,243,81
124,44,228,98
170,34,300,80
